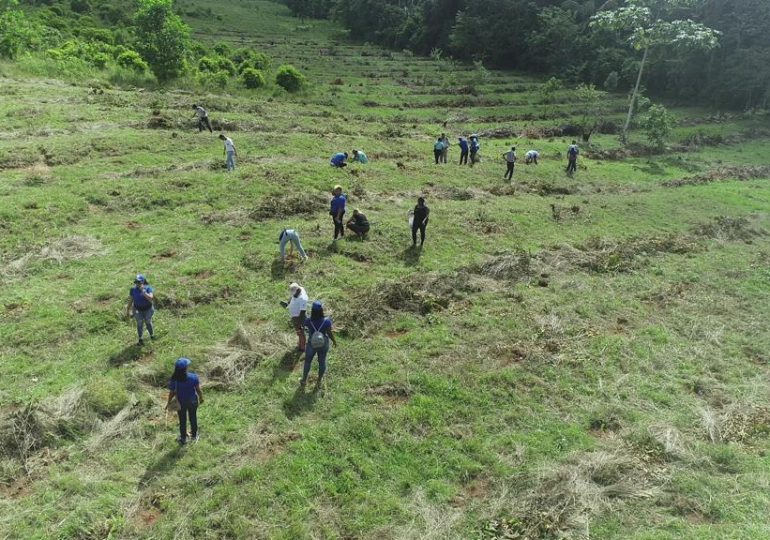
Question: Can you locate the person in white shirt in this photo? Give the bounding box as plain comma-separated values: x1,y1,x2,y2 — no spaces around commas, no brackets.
280,282,309,352
279,229,308,261
219,133,237,172
192,104,212,133
525,150,539,165
502,146,517,181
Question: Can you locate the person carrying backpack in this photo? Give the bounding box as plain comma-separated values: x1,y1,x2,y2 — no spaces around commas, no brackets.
433,137,445,164
126,273,155,345
458,137,469,165
503,145,517,181
192,104,213,133
566,141,579,175
469,135,480,166
166,357,204,445
301,301,337,387
280,282,308,352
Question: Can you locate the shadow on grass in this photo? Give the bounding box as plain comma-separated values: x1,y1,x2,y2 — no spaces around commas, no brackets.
271,256,301,280
108,343,144,366
632,161,667,176
271,349,302,382
138,445,184,488
400,245,422,266
283,383,321,420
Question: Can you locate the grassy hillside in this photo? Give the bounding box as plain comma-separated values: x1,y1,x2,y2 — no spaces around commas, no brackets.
2,1,770,538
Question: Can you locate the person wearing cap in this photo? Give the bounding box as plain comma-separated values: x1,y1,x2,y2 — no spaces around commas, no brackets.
192,104,212,133
219,133,237,172
279,229,308,261
280,283,308,352
301,301,337,386
525,150,539,165
166,357,203,445
411,197,430,248
351,149,368,164
330,152,348,168
458,137,469,165
330,185,347,240
346,208,370,239
125,274,155,345
503,146,517,181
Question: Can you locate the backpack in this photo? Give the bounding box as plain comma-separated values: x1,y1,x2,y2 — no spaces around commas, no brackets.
434,141,444,151
309,320,326,349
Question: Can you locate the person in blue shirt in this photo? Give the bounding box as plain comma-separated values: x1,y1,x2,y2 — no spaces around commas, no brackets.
330,152,348,168
458,137,469,165
125,273,155,345
351,150,368,164
566,141,579,175
469,135,481,166
300,301,337,387
166,357,204,445
330,185,347,240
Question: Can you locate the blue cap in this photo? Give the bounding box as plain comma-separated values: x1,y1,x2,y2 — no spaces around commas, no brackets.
311,300,323,311
174,357,191,369
135,274,146,283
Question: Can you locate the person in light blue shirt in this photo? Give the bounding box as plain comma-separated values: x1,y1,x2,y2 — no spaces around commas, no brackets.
351,149,368,164
279,229,308,260
330,152,348,168
125,273,155,345
166,357,204,445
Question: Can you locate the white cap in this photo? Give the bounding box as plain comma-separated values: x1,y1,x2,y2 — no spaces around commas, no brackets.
289,282,300,293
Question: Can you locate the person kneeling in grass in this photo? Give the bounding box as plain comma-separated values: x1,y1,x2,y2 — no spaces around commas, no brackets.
346,208,370,239
351,149,368,164
166,357,204,445
300,301,336,387
126,273,155,345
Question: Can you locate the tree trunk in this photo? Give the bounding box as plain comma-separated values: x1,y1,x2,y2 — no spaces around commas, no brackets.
621,46,648,144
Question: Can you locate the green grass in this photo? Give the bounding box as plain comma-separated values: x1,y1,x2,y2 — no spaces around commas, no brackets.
1,1,770,538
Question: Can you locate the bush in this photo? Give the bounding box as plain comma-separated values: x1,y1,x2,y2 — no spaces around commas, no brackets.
240,67,266,89
0,7,38,59
235,50,270,72
116,49,148,72
197,69,230,89
198,55,236,76
275,64,306,92
91,51,109,69
643,104,674,151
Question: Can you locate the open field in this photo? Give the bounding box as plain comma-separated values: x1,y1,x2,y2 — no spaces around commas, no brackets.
2,1,770,538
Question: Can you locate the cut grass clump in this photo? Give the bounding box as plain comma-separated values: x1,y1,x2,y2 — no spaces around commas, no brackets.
5,236,105,276
249,192,328,221
663,165,770,188
206,325,284,388
693,216,764,242
471,250,532,282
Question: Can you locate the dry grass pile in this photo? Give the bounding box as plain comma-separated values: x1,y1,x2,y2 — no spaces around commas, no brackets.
206,325,285,388
472,250,532,282
5,236,105,275
496,450,657,539
249,192,328,221
703,404,770,443
663,165,770,188
693,216,764,242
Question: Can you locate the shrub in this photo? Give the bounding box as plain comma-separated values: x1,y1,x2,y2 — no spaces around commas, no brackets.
275,64,306,92
116,50,148,72
91,52,109,69
198,55,236,76
0,6,38,59
643,104,674,151
70,0,91,14
240,67,266,89
197,69,230,89
235,50,270,72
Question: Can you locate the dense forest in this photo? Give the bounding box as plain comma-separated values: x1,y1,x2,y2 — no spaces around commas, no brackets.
285,0,770,110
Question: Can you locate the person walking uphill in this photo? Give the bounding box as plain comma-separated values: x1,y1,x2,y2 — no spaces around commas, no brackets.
330,185,346,240
219,133,237,172
300,301,337,387
126,274,154,345
192,104,212,133
458,137,469,165
411,197,430,247
433,137,445,164
503,146,517,181
280,282,308,352
166,357,203,445
566,140,579,175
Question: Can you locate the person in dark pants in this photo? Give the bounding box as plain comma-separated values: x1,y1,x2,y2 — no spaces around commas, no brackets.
166,357,204,445
300,301,337,387
503,146,516,181
433,137,444,164
126,273,155,345
346,209,370,238
192,104,213,133
330,185,346,240
458,137,469,165
566,140,579,175
469,135,480,166
281,282,308,352
411,197,430,247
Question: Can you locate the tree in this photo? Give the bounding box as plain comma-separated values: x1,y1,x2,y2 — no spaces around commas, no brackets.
0,0,37,59
133,0,189,83
573,83,608,143
642,103,674,151
539,77,562,118
590,0,720,143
